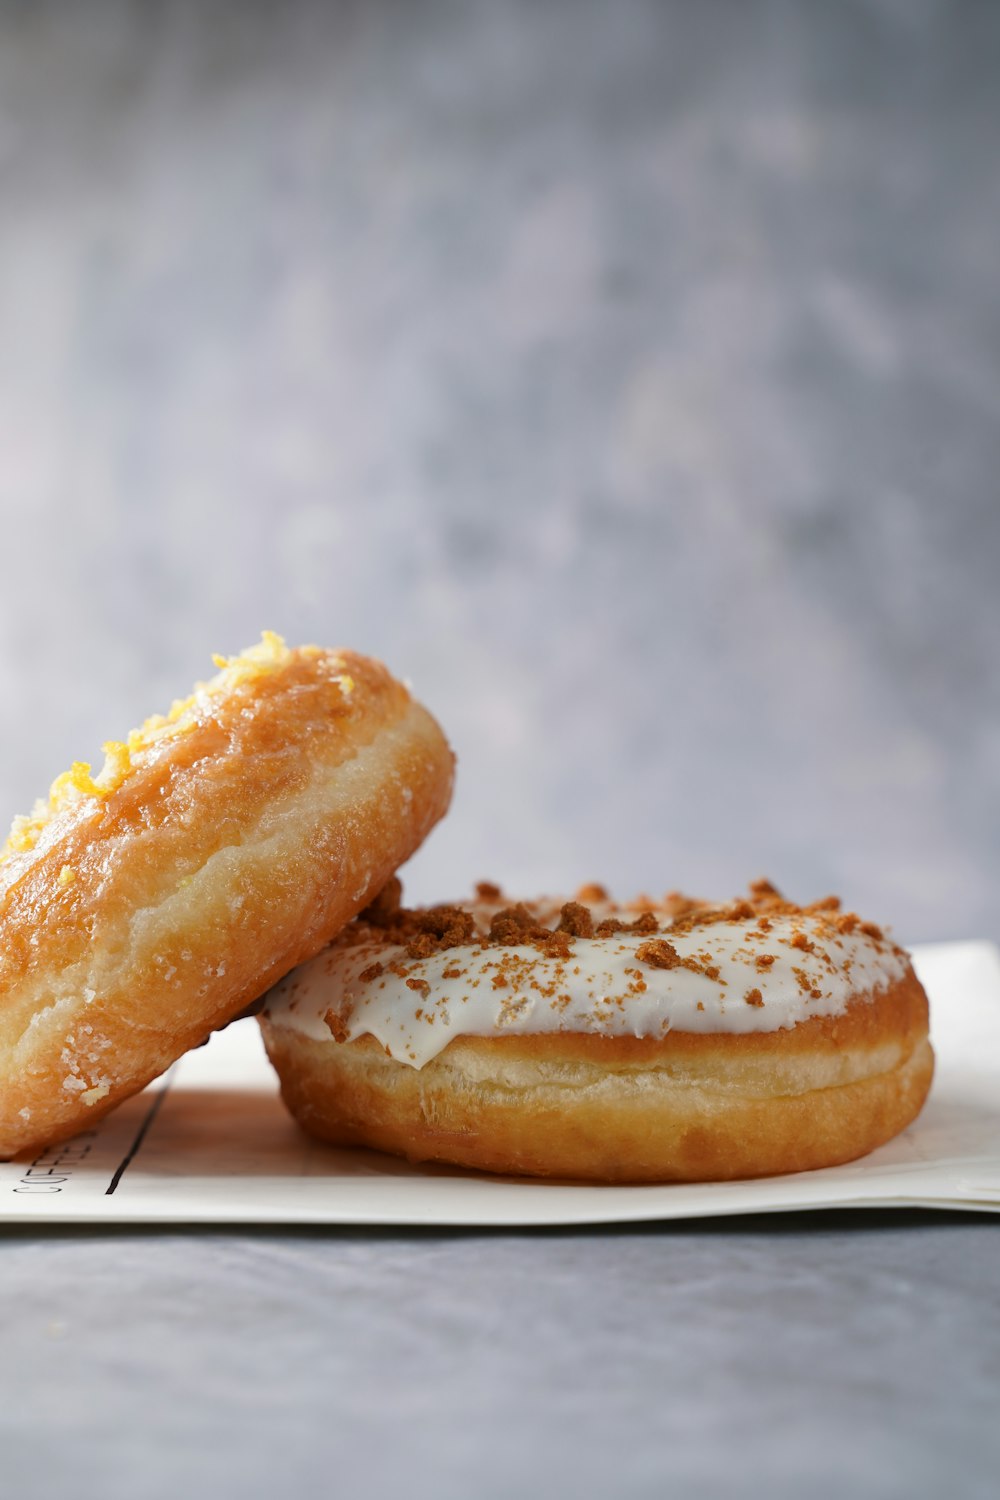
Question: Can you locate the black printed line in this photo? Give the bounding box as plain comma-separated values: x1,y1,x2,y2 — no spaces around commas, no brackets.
105,1069,176,1196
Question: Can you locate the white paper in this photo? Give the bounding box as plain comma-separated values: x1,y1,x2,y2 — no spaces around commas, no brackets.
2,940,998,1226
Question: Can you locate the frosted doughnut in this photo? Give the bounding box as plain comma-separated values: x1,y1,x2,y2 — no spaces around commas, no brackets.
0,634,454,1157
261,880,933,1183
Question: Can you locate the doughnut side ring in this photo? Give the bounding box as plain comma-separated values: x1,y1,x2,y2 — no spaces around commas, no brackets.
260,974,932,1182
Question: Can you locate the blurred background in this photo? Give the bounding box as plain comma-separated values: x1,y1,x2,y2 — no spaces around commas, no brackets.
0,0,997,941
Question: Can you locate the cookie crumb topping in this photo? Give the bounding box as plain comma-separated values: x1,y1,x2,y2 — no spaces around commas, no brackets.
269,877,911,1068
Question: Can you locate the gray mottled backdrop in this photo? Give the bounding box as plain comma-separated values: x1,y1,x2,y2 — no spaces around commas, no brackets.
1,0,998,939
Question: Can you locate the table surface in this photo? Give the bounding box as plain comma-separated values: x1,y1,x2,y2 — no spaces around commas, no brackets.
2,1212,998,1498
2,3,999,1494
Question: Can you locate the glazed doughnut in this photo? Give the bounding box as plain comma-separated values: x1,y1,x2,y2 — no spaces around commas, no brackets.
0,634,454,1158
261,880,933,1183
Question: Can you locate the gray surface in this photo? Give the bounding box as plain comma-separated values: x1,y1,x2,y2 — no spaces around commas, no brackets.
0,0,998,937
1,3,999,1497
2,1215,1000,1499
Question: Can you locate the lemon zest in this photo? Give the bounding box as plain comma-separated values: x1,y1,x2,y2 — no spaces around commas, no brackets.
1,632,292,865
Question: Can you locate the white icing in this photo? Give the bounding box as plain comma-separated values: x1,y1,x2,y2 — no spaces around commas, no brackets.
264,902,910,1070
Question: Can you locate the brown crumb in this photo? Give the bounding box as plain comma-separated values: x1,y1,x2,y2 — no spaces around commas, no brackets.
557,901,594,938
635,939,682,970
539,930,574,959
358,962,384,983
422,906,478,945
595,917,624,938
405,976,430,997
342,881,870,980
490,904,549,945
744,988,764,1008
323,1008,350,1043
491,972,509,989
596,912,659,937
404,933,439,960
576,883,609,904
398,904,479,959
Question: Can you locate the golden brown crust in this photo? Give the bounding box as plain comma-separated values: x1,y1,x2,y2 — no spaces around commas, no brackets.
260,969,933,1182
0,643,454,1157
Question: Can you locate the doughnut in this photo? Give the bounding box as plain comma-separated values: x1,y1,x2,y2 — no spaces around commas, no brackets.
0,633,454,1158
260,880,933,1182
